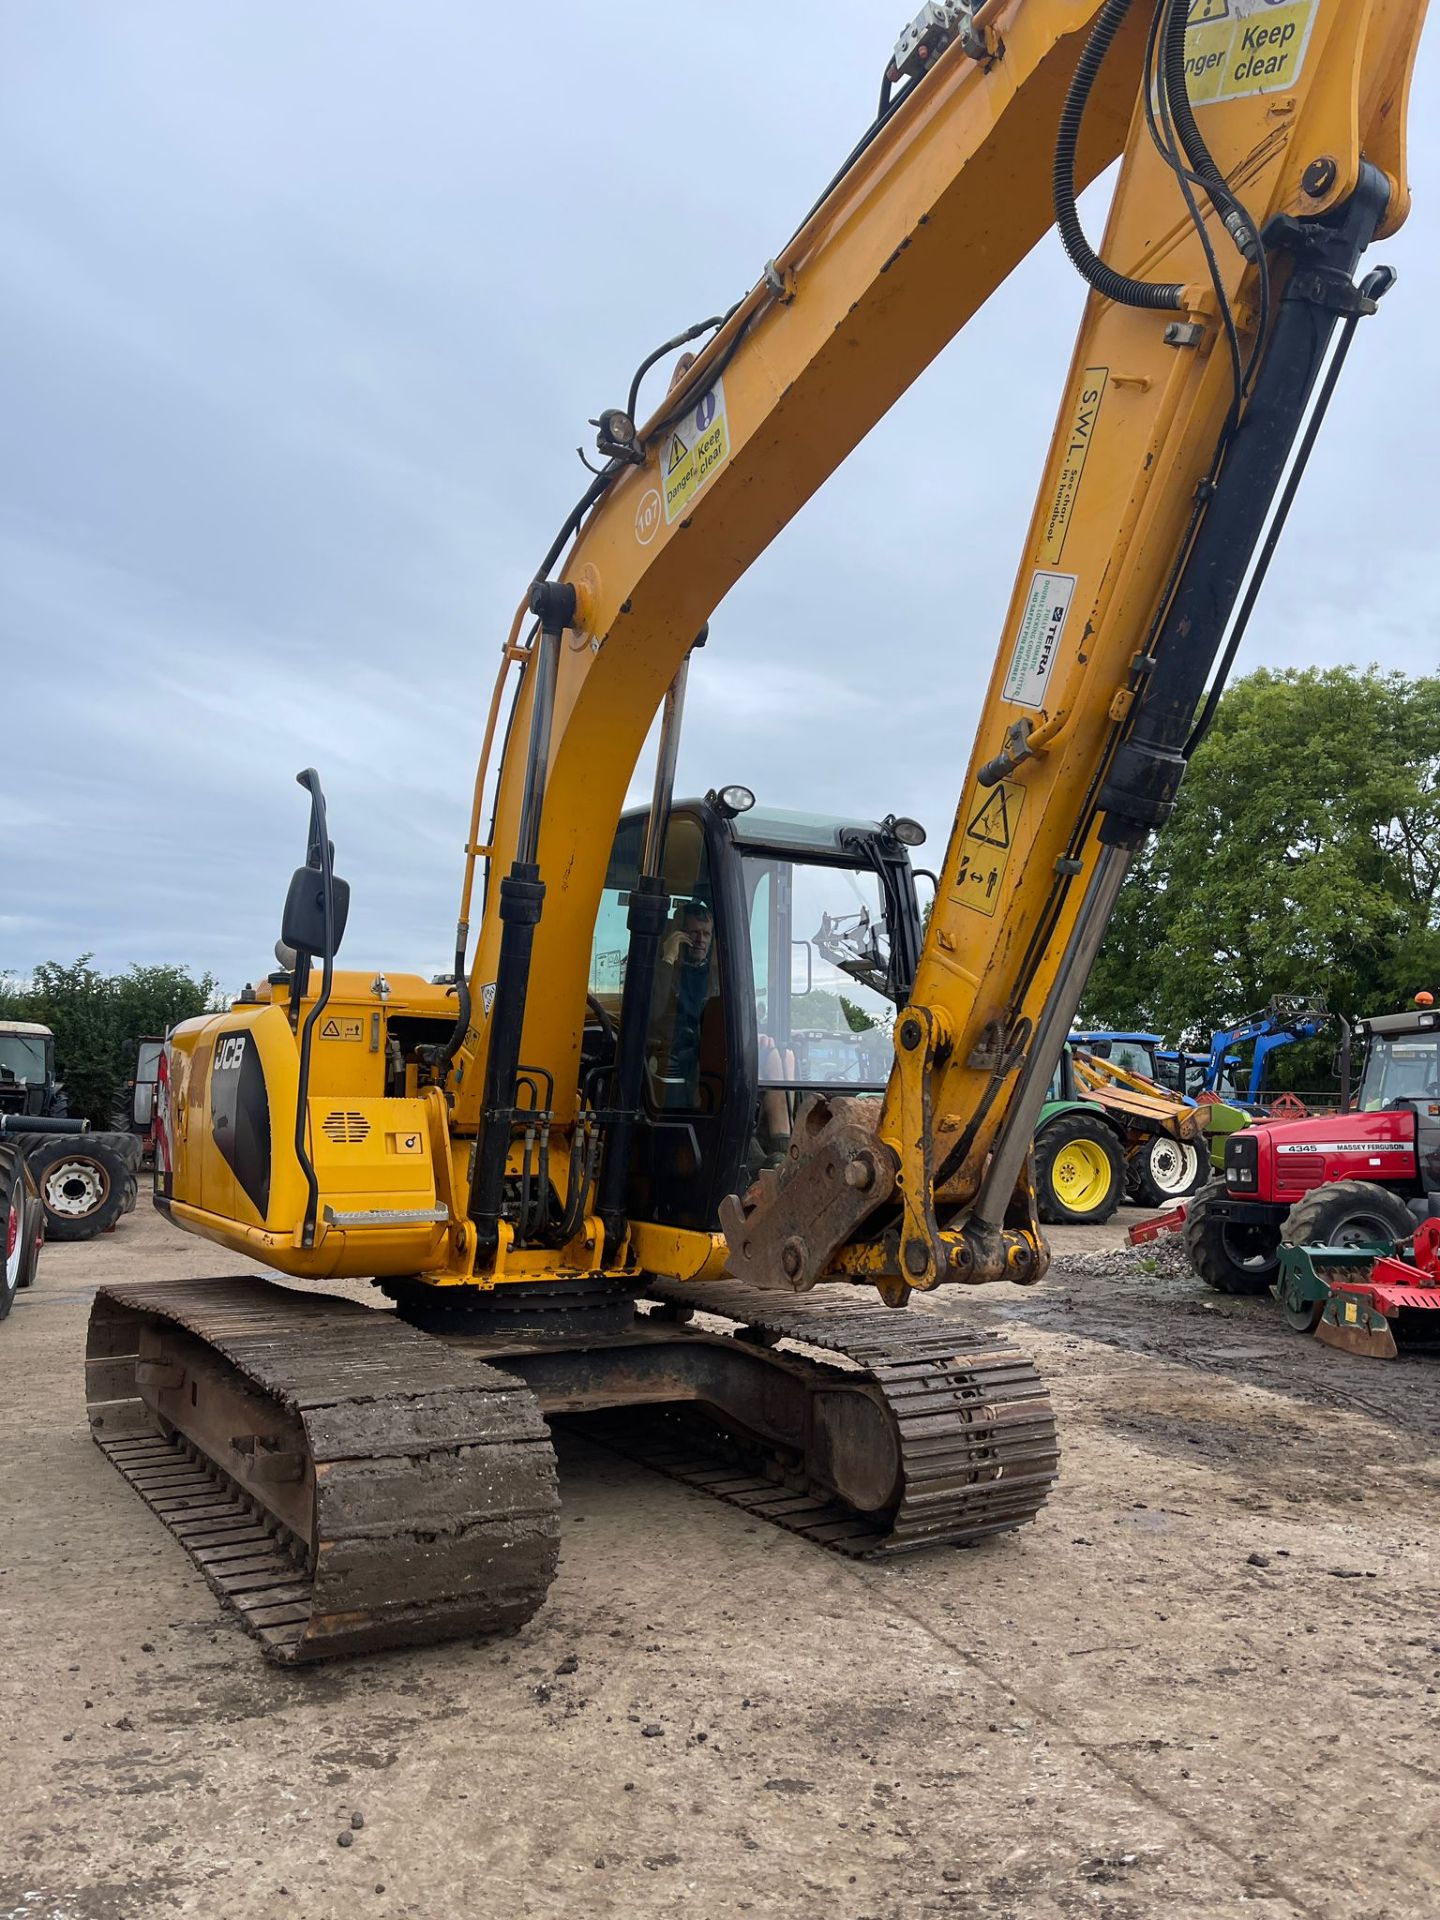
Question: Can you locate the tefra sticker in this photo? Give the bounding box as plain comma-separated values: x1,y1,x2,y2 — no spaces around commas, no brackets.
1003,571,1075,710
1183,0,1320,106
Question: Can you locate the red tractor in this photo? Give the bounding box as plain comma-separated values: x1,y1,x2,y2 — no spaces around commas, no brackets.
1184,1001,1440,1298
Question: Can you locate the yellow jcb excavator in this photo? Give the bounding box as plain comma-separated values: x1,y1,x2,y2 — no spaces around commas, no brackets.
86,0,1428,1660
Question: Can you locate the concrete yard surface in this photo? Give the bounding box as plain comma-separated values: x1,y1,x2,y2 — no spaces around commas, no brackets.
3,1197,1439,1919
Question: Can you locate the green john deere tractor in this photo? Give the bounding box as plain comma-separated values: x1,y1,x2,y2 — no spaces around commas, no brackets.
1032,1047,1129,1226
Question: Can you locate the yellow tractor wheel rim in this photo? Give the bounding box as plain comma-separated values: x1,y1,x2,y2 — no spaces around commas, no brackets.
1051,1140,1113,1214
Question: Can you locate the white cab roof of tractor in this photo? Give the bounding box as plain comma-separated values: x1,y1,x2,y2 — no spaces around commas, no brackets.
0,1021,52,1037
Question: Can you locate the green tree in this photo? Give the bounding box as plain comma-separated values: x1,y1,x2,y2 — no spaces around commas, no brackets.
0,956,220,1126
1079,667,1440,1054
838,995,878,1034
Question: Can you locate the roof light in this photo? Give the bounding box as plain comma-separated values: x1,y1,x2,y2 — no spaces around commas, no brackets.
883,813,927,848
716,784,756,818
1416,991,1435,1008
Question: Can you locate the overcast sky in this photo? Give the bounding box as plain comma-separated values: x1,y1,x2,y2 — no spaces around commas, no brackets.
4,4,1438,993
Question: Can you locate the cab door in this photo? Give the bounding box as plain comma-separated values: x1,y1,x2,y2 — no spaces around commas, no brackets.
586,805,756,1232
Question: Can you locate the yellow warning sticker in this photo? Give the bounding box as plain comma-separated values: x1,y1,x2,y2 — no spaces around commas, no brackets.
1041,368,1108,566
319,1016,363,1042
951,778,1025,919
662,381,730,524
1183,0,1319,106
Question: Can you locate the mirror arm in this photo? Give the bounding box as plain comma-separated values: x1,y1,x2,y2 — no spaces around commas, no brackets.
292,768,336,1250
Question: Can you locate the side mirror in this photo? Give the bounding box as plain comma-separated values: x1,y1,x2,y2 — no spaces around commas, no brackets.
282,769,350,964
282,864,351,957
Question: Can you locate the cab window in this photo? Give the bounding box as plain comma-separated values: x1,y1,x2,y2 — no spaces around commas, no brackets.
740,853,894,1090
1361,1036,1440,1108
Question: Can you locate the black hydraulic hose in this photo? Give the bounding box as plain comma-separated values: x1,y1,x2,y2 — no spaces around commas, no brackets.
433,946,472,1075
1183,264,1397,758
535,470,612,589
1161,0,1238,223
625,314,732,427
1053,0,1185,311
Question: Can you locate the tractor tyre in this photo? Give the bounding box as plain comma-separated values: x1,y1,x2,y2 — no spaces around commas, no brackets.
29,1139,127,1242
1131,1133,1207,1209
1182,1182,1281,1295
1,1155,27,1322
16,1183,43,1290
1034,1112,1125,1226
1280,1181,1415,1260
91,1130,144,1175
1,1156,25,1321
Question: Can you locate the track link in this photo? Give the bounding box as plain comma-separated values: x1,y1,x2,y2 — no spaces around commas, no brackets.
585,1278,1058,1555
86,1278,560,1663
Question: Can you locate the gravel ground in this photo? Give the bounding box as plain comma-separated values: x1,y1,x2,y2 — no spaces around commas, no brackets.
3,1192,1438,1919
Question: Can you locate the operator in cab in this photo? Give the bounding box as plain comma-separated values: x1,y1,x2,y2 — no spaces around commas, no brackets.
648,899,717,1106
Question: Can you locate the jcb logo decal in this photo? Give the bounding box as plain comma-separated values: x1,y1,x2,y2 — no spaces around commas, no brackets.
214,1035,247,1073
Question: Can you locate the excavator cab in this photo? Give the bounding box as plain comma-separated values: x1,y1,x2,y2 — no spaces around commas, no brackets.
585,793,925,1233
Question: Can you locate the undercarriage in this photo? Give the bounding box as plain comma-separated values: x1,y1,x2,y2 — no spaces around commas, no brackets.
87,1277,1058,1662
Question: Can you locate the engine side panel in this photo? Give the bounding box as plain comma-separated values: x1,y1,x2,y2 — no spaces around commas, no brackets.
161,996,448,1278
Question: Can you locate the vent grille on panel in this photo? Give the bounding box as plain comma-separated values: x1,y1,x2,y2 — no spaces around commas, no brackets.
322,1110,371,1144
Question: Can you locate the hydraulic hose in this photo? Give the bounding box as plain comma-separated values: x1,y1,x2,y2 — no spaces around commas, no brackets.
1053,0,1184,310
1160,0,1257,255
1161,0,1223,190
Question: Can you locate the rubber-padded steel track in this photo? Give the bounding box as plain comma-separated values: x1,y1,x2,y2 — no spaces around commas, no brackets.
587,1277,1059,1554
86,1278,560,1663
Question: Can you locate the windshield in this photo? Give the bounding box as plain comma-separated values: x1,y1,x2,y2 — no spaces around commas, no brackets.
1107,1040,1157,1080
1359,1034,1440,1109
1090,1036,1159,1082
0,1035,46,1082
742,854,896,1089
